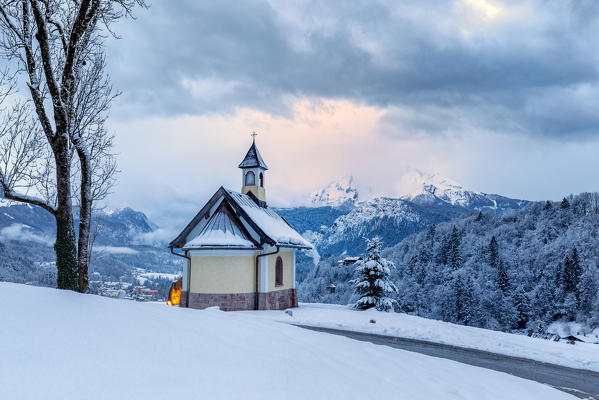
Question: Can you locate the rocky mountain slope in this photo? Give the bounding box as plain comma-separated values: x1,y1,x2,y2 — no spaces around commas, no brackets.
398,168,526,210
309,175,358,207
278,171,527,259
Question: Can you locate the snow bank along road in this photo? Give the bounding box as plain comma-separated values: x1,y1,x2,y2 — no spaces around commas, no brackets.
244,303,599,372
242,303,599,398
0,283,581,400
299,326,599,399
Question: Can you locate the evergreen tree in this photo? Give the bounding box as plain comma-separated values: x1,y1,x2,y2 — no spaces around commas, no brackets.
554,262,564,289
552,262,566,318
570,248,582,298
512,286,529,329
578,268,598,316
437,235,449,266
543,200,552,211
497,261,510,293
448,226,462,270
426,224,436,248
450,275,475,325
453,276,465,322
563,293,578,320
408,255,418,275
487,235,509,292
488,236,499,269
418,247,431,266
416,263,426,286
463,276,476,326
351,237,398,311
561,197,570,209
530,280,550,323
563,250,582,297
475,211,483,222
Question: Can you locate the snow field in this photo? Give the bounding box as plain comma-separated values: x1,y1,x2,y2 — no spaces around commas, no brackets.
0,283,578,400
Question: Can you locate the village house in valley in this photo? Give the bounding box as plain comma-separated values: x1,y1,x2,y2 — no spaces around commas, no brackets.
169,137,312,311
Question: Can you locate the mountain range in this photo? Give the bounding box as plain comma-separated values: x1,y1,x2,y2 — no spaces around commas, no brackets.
277,169,527,260
1,169,527,286
0,202,182,288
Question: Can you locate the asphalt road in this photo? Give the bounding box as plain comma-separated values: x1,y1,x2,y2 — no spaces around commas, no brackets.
297,325,599,399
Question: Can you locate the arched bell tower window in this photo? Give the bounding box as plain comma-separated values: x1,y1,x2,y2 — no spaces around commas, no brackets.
275,256,283,286
245,171,255,186
259,172,264,187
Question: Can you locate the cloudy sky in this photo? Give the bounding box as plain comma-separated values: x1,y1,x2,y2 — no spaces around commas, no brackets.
103,0,599,228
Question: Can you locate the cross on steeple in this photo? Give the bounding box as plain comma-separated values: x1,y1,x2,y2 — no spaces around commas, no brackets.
251,131,258,142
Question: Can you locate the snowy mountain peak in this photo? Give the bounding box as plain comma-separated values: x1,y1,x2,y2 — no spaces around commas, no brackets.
310,175,358,207
397,168,474,207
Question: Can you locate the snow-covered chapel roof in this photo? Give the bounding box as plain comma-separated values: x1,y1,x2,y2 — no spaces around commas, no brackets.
169,187,312,250
184,201,259,249
238,141,268,170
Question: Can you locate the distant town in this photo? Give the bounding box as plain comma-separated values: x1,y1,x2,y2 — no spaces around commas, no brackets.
89,268,180,303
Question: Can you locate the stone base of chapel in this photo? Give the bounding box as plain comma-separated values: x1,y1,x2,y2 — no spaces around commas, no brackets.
179,289,297,311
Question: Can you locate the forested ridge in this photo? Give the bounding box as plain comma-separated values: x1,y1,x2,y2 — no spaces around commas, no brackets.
300,193,599,332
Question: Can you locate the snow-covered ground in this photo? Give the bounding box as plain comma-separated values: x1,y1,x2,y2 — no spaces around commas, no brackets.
548,320,599,341
0,283,578,400
242,303,599,372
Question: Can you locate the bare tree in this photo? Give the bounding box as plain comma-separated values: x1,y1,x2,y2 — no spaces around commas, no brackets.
0,0,146,292
0,100,53,213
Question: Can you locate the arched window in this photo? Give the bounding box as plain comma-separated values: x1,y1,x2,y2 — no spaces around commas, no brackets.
259,172,264,187
245,171,255,186
275,256,283,287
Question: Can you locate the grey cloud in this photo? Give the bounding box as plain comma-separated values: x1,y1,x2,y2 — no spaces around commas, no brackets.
107,0,599,140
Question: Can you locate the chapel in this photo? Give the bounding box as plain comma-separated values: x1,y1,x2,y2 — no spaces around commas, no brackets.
169,137,312,311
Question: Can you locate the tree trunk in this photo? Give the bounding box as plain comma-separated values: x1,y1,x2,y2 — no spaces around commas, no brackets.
53,136,78,290
76,146,92,293
77,210,91,293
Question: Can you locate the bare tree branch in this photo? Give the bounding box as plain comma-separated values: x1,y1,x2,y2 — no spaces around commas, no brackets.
29,0,67,137
0,0,147,292
0,101,56,214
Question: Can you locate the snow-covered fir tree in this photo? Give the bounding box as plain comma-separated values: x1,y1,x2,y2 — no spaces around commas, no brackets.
350,237,398,311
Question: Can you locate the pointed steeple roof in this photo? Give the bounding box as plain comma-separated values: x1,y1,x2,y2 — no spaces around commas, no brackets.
238,139,268,170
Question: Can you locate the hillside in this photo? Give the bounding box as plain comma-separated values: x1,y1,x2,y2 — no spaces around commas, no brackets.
300,193,599,334
0,283,578,400
0,202,182,295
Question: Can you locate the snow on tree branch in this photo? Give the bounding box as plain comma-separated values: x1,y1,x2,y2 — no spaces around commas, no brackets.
350,237,398,312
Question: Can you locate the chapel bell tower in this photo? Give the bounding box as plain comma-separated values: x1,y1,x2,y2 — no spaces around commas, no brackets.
239,133,268,204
